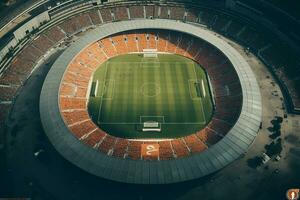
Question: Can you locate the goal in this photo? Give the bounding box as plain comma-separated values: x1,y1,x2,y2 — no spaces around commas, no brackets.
142,121,161,132
90,80,99,97
143,49,158,58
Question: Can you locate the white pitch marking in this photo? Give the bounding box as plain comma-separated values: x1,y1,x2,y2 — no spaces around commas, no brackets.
202,79,206,97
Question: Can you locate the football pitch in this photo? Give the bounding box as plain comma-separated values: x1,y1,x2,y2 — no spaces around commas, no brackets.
88,54,213,139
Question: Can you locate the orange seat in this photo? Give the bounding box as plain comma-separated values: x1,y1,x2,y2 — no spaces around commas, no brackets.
126,33,138,52
82,128,106,147
44,26,65,43
170,6,185,20
127,141,143,160
114,7,128,20
129,6,144,18
98,135,117,154
0,86,18,102
171,139,190,158
60,96,86,110
158,141,174,160
62,110,90,125
88,10,102,25
100,8,112,22
69,119,97,138
196,128,222,146
31,35,54,53
99,38,117,58
112,139,129,158
60,83,76,96
184,135,207,153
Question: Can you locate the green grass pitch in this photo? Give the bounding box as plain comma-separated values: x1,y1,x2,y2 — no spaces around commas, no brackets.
88,54,213,139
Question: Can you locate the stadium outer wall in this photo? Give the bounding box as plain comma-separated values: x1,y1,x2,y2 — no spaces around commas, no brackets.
40,19,262,184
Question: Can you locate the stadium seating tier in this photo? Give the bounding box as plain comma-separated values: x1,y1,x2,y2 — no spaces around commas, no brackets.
56,30,242,161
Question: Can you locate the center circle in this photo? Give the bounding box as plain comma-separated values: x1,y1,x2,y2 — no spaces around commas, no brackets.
141,83,161,97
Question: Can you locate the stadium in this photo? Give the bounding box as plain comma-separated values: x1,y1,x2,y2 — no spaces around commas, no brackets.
0,0,299,199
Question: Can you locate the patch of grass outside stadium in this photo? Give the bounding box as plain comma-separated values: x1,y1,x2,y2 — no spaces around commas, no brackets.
88,54,214,139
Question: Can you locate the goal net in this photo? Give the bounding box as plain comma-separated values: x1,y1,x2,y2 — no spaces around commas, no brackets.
142,121,161,132
143,49,158,58
136,116,164,132
90,80,99,97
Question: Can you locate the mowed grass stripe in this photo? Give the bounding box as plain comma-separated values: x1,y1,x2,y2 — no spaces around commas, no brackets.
118,63,132,123
123,64,133,123
196,64,213,121
155,58,168,137
100,62,115,122
141,61,151,117
153,60,163,117
148,63,159,116
164,62,178,122
176,63,197,123
89,62,106,121
184,63,199,123
172,63,188,123
182,63,195,120
169,62,187,123
97,62,109,123
159,62,172,123
193,64,207,123
193,65,206,123
187,63,204,123
106,63,126,123
132,62,141,123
